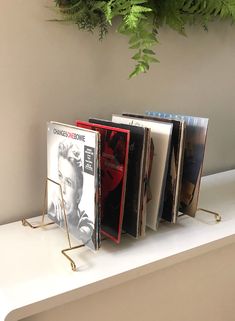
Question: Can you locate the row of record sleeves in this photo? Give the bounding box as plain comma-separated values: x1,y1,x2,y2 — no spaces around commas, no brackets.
47,112,209,251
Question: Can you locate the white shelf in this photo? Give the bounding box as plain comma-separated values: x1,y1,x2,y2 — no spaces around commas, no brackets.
1,170,235,321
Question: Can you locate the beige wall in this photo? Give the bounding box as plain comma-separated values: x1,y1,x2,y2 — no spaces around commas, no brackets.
1,0,235,224
21,242,235,321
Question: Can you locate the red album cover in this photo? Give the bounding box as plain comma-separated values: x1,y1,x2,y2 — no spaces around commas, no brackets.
89,118,151,238
76,120,130,244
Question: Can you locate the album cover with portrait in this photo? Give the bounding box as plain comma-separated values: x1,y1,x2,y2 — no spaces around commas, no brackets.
145,111,209,217
89,117,151,238
76,120,130,244
122,113,186,224
112,114,173,231
47,121,101,251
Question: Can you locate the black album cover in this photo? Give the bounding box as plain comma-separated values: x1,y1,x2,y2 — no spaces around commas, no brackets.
76,120,130,244
47,122,100,251
89,118,151,238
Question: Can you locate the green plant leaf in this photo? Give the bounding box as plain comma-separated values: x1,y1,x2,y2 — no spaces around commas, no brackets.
132,50,142,60
143,48,155,55
54,0,235,78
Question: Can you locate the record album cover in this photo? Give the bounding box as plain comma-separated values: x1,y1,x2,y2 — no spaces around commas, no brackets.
112,114,173,230
146,111,209,216
47,122,100,251
124,113,186,223
76,120,130,244
89,118,151,238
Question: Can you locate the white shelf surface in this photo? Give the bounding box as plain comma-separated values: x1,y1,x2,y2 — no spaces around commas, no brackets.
1,170,235,321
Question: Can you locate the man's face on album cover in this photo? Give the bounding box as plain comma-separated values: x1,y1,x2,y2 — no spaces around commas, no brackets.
58,156,82,215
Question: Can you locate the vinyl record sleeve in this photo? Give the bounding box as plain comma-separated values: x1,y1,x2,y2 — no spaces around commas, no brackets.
112,114,173,230
146,111,209,216
76,120,130,244
47,122,100,251
123,113,186,224
89,118,150,238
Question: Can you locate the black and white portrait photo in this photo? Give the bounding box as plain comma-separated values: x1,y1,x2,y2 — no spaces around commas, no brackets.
47,122,100,250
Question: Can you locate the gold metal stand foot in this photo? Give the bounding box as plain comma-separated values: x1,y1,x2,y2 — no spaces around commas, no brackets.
21,178,87,271
61,244,85,271
21,218,55,229
178,208,222,223
196,208,222,222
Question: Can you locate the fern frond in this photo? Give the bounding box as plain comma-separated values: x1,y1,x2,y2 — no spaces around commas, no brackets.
54,0,235,78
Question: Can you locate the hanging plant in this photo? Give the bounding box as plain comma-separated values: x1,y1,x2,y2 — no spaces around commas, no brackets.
54,0,235,78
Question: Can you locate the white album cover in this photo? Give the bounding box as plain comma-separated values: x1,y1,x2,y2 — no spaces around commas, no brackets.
47,122,100,250
112,114,173,230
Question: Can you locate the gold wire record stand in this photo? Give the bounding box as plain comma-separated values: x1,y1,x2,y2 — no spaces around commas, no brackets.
22,178,222,271
178,208,221,222
22,178,85,272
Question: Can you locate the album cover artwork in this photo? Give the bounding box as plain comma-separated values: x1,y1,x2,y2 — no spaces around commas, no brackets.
146,111,209,216
124,113,186,223
76,120,130,244
47,122,100,251
89,118,151,238
112,114,173,230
